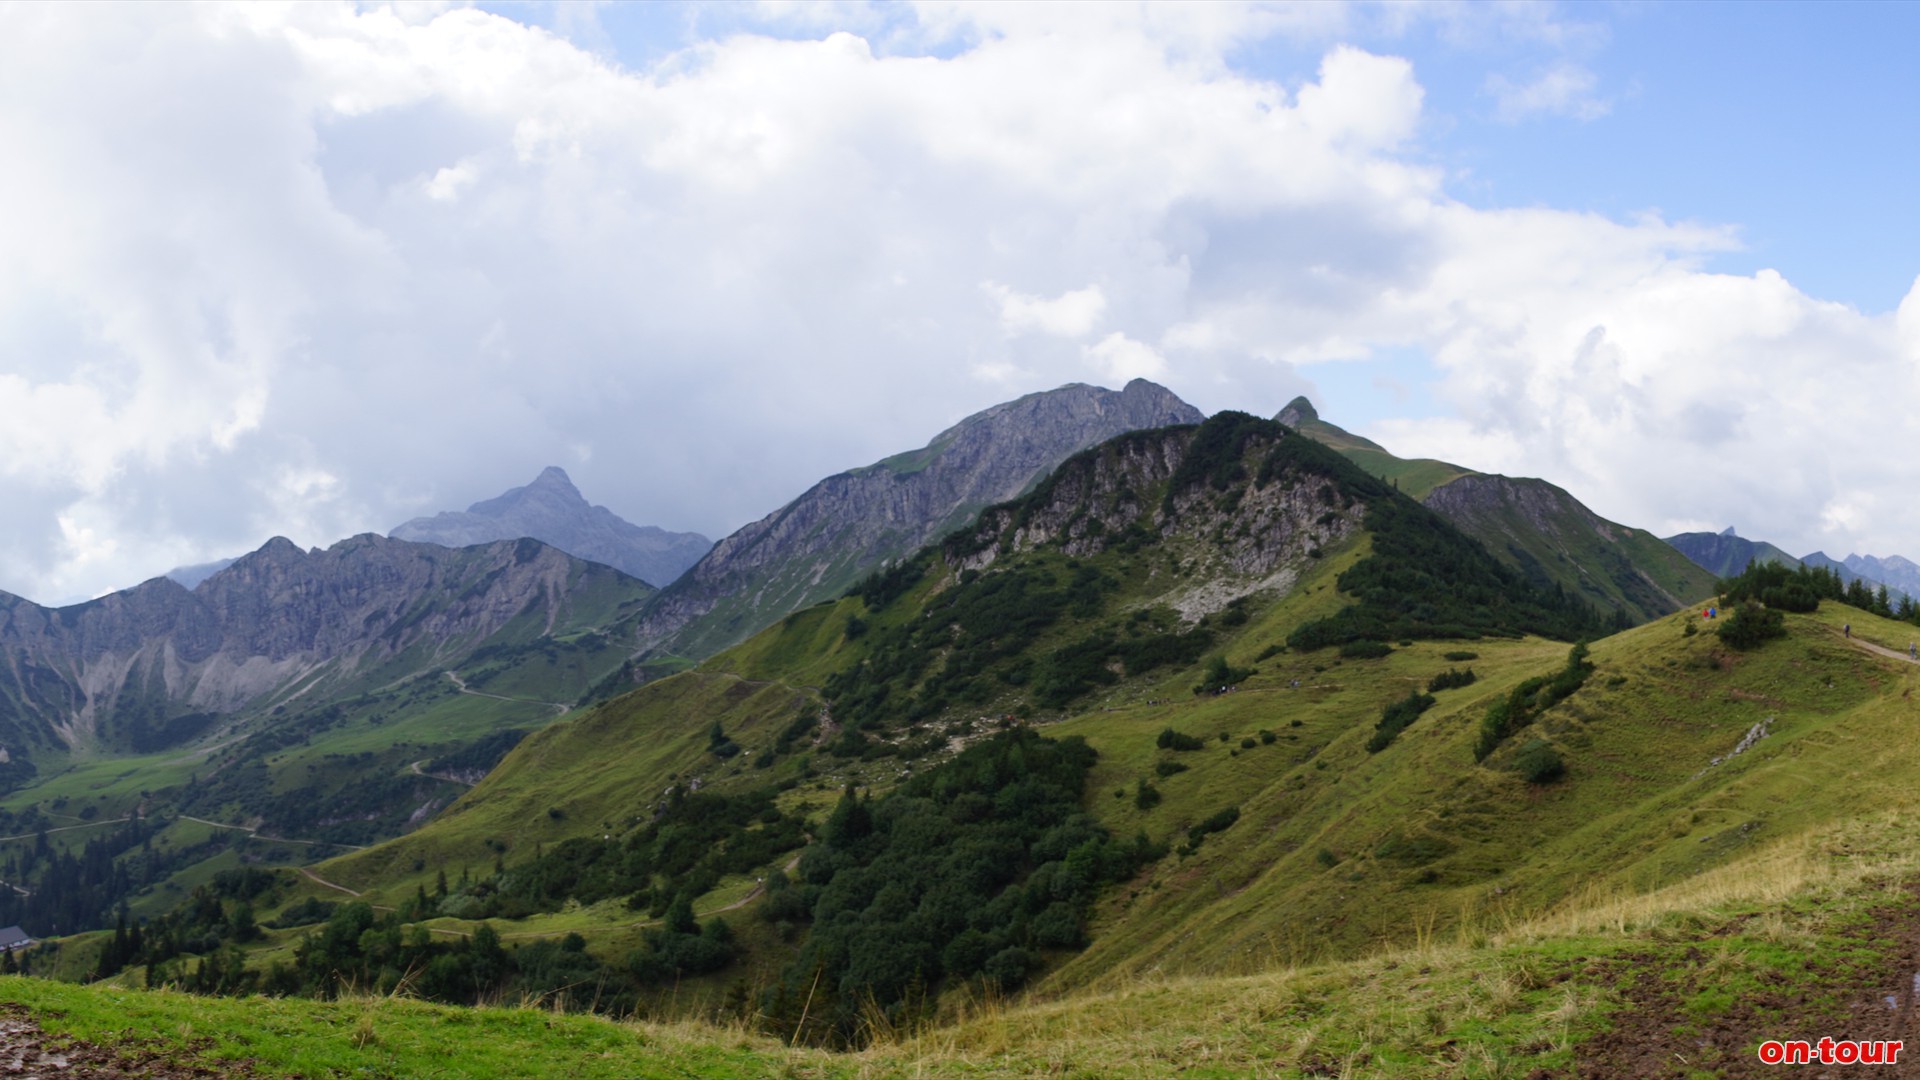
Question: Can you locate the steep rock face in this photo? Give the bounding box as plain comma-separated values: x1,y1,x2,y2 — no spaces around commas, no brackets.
1425,474,1716,623
391,467,711,588
628,379,1204,661
950,425,1361,614
0,535,652,758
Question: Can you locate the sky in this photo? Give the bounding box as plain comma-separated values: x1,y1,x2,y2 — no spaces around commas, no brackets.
3,1,1918,605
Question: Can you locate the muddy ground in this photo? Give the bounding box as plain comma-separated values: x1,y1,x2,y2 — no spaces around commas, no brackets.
1559,886,1920,1078
0,1003,267,1079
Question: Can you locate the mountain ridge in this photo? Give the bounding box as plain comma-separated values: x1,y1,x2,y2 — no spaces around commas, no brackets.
1276,398,1717,624
622,378,1205,665
0,533,654,775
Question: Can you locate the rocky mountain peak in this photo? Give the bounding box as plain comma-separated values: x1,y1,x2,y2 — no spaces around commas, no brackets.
468,466,588,517
391,469,711,588
1275,396,1318,427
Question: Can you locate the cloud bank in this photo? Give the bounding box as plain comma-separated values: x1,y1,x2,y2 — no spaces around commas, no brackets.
0,3,1913,603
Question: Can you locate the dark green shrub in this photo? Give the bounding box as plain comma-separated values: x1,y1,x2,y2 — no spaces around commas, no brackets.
1193,654,1255,694
1717,602,1787,650
1181,806,1241,853
1427,667,1477,692
1512,739,1566,783
1154,760,1188,778
1156,728,1205,752
1134,779,1162,810
1474,644,1592,761
1340,640,1392,659
1365,689,1437,753
1443,651,1479,662
1239,737,1257,749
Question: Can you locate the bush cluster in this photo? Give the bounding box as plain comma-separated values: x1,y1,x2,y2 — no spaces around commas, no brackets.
1365,689,1437,753
1156,728,1206,751
1473,643,1592,762
768,730,1158,1047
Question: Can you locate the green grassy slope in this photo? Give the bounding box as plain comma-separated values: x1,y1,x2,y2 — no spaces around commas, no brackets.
1287,414,1475,500
11,806,1920,1078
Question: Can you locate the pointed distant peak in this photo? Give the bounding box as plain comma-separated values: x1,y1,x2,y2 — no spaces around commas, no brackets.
464,467,586,515
1720,526,1738,538
1275,396,1318,427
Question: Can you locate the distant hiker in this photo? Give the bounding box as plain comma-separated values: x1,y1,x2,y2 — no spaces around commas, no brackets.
1845,623,1852,638
1909,641,1915,661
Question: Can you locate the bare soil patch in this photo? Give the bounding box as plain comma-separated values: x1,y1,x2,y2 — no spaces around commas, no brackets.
0,1004,268,1079
1558,885,1920,1078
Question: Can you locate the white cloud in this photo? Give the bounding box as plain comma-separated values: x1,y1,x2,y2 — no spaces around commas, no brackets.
1083,332,1167,382
424,161,478,201
984,282,1107,338
0,3,1913,603
1486,62,1610,122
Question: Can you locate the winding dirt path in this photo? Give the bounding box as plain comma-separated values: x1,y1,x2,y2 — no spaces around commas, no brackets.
443,670,570,716
296,865,361,898
408,759,476,787
1844,632,1920,666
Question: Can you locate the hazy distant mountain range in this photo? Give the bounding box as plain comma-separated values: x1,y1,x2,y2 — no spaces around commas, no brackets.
0,535,651,790
1664,527,1912,600
390,466,711,588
